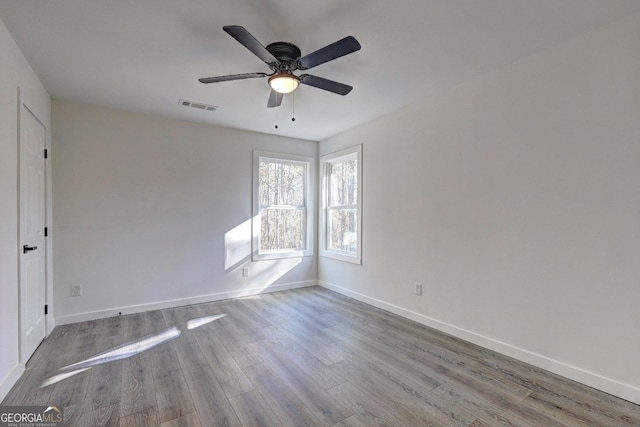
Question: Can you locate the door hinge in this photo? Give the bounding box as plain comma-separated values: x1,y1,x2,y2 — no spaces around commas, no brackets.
44,149,48,159
44,304,48,315
44,227,48,237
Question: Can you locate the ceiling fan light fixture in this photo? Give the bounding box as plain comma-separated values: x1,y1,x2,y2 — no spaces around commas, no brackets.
269,73,299,94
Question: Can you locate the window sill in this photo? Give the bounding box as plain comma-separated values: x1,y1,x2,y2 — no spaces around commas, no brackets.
320,250,361,265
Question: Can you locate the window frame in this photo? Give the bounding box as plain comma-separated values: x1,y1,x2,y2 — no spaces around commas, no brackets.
252,151,315,260
319,145,362,264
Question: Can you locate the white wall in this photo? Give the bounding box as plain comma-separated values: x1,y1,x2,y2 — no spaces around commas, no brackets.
0,17,52,401
319,14,640,403
52,101,317,324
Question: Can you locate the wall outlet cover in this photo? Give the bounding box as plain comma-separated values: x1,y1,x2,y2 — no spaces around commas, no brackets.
71,284,82,297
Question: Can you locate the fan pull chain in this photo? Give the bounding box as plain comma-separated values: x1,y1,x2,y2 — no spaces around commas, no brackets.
291,91,296,122
274,91,281,129
275,106,279,129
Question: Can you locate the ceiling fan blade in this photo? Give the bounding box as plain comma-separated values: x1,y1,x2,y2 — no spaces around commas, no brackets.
299,74,353,95
267,89,283,108
298,36,361,70
199,72,268,84
223,25,277,64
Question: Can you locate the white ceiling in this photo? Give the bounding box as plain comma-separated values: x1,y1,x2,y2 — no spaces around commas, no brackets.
2,0,639,141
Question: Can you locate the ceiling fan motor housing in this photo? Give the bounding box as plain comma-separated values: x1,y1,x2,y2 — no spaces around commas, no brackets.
266,42,302,71
266,42,301,62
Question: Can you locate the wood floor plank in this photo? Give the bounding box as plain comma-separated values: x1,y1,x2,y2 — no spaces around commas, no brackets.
334,358,474,426
236,295,286,320
215,301,270,342
228,389,284,427
243,363,326,427
467,359,534,401
267,312,339,346
26,324,78,372
327,324,442,390
75,402,120,427
328,382,406,427
214,307,268,344
252,329,346,390
330,415,368,427
149,345,196,424
431,379,535,427
361,303,487,362
332,320,539,423
122,310,166,342
4,286,639,427
162,307,198,346
213,323,263,369
1,367,53,406
120,352,157,416
468,419,495,427
160,412,202,427
524,390,636,427
435,381,566,427
262,321,344,365
58,404,82,427
231,298,274,327
119,406,159,427
249,338,352,425
47,364,92,409
268,291,338,330
479,349,640,424
377,325,482,369
264,323,345,366
197,335,254,398
173,341,241,427
83,359,122,412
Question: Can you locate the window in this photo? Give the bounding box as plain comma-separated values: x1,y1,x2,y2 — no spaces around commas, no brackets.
253,152,314,259
320,145,362,264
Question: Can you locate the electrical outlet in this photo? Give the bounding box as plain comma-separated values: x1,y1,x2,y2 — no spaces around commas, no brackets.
414,283,422,296
242,267,249,277
71,284,82,297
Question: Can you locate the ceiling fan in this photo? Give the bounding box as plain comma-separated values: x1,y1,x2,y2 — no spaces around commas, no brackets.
199,25,361,108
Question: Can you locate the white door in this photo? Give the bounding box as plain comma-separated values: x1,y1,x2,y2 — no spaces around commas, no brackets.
19,101,47,361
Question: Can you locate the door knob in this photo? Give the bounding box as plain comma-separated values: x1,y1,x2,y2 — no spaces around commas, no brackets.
23,245,38,253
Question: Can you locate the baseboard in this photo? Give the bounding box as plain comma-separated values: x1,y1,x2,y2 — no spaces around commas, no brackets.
55,280,316,326
318,280,640,405
0,363,24,403
46,316,56,337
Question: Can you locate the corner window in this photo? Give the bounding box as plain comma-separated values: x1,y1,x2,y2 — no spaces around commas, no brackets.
320,145,362,264
253,151,314,260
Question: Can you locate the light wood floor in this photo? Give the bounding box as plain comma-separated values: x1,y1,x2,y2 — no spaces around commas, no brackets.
3,286,639,426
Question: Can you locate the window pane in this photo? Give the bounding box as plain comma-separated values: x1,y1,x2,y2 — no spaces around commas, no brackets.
329,158,357,206
260,208,304,251
328,208,357,253
259,160,305,206
320,146,361,263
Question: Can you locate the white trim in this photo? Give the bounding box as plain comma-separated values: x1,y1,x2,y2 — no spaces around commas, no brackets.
252,151,315,260
319,145,362,264
0,362,25,402
318,280,640,405
55,280,317,326
47,316,56,337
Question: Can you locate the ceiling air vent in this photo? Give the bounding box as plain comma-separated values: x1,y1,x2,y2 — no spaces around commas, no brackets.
179,99,218,112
